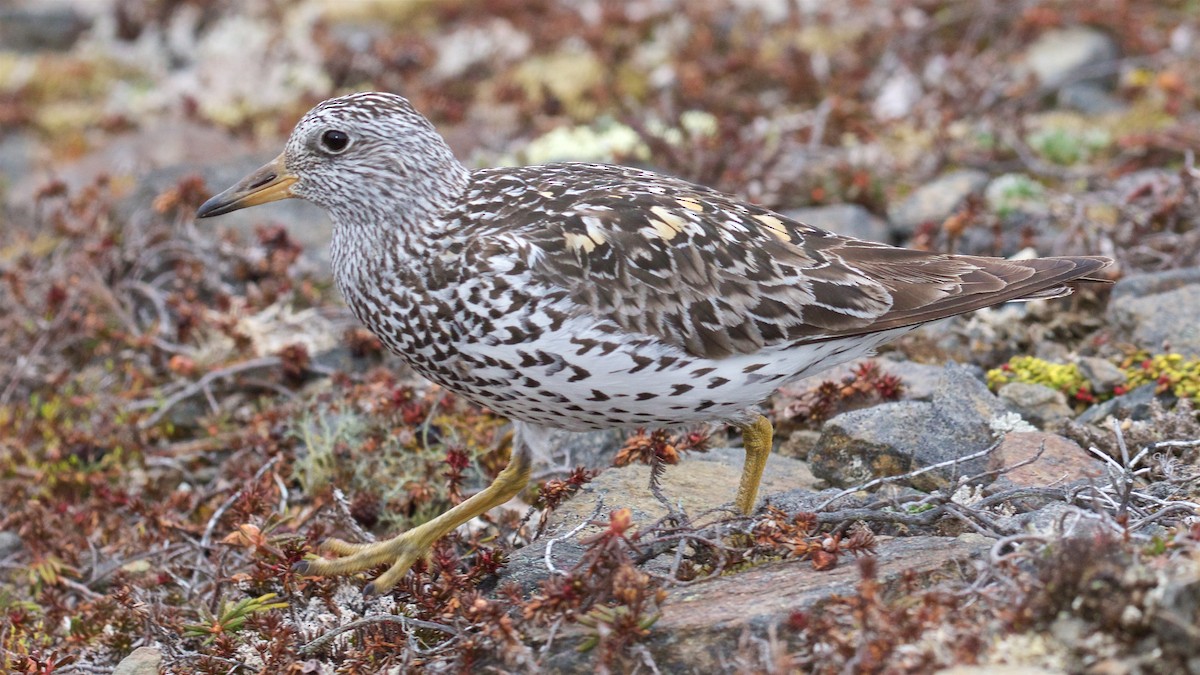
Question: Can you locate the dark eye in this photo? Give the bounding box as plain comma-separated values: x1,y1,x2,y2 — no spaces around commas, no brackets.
320,129,350,153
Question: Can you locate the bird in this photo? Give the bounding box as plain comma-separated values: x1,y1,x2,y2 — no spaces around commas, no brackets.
197,92,1111,595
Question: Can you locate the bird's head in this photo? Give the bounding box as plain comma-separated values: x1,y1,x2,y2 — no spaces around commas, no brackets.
197,92,466,221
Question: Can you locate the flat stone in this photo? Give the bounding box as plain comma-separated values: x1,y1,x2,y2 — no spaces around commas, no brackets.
783,204,891,244
1058,83,1125,115
534,535,989,673
988,432,1104,488
1107,283,1200,356
499,446,819,593
888,169,990,238
998,382,1073,429
1023,26,1120,92
1077,356,1127,394
0,531,21,558
936,667,1061,675
112,647,163,675
809,364,1007,490
0,7,90,52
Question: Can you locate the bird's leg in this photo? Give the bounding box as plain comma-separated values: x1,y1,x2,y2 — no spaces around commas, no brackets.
295,445,532,596
734,414,773,515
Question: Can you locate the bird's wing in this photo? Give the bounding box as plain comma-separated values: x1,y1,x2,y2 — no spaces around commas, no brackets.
466,164,1108,360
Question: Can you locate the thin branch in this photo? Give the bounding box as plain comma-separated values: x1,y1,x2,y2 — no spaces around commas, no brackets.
299,615,459,656
817,442,1000,511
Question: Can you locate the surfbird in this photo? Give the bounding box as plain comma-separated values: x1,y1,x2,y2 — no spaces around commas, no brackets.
197,92,1111,595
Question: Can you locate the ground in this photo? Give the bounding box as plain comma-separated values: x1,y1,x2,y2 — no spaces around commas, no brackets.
1,1,1199,673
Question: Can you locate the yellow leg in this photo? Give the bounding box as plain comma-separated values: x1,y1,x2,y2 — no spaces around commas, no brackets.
734,414,773,515
295,450,531,596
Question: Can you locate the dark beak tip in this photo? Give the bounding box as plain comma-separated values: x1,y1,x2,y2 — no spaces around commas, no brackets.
196,194,228,219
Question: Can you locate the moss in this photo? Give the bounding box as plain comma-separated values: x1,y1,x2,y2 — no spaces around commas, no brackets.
987,355,1095,405
988,353,1200,408
1122,353,1200,403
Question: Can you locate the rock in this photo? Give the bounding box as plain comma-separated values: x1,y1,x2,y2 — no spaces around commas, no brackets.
776,429,821,460
1106,283,1200,356
988,432,1105,488
1109,267,1200,303
809,364,1007,490
1077,356,1127,395
1150,561,1200,667
880,358,966,401
888,169,989,238
872,64,923,121
1058,83,1125,115
997,382,1073,429
528,428,627,473
1076,383,1164,426
783,204,891,244
499,446,819,593
984,173,1048,219
936,666,1061,675
0,7,90,52
112,646,163,675
534,536,990,673
0,133,38,199
1023,26,1120,92
0,531,21,558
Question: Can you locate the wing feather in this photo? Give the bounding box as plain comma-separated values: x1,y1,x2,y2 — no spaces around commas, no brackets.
459,164,1110,359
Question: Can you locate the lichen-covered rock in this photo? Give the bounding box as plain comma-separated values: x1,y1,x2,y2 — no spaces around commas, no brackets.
809,364,1007,489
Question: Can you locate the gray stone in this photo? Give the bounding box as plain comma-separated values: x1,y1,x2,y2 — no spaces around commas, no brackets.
0,133,37,198
0,7,90,52
112,646,162,675
936,666,1061,675
1077,356,1127,394
783,204,891,244
0,531,21,558
1058,83,1125,115
1110,267,1200,303
534,428,627,472
777,429,821,460
1023,26,1120,92
1107,283,1200,356
1076,383,1164,426
809,363,1007,490
881,358,977,401
998,382,1073,429
1151,562,1200,665
888,169,989,238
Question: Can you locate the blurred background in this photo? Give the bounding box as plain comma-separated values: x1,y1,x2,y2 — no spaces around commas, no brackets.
1,0,1196,265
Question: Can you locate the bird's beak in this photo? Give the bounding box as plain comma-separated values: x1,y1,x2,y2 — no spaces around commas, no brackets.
196,153,298,218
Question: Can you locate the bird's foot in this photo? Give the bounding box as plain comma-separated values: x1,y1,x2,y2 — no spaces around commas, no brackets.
293,523,443,596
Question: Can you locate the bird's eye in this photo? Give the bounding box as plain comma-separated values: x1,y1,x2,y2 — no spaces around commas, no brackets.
320,129,350,153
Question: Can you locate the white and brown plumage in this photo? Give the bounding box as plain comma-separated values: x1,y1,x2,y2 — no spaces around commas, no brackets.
198,92,1111,595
